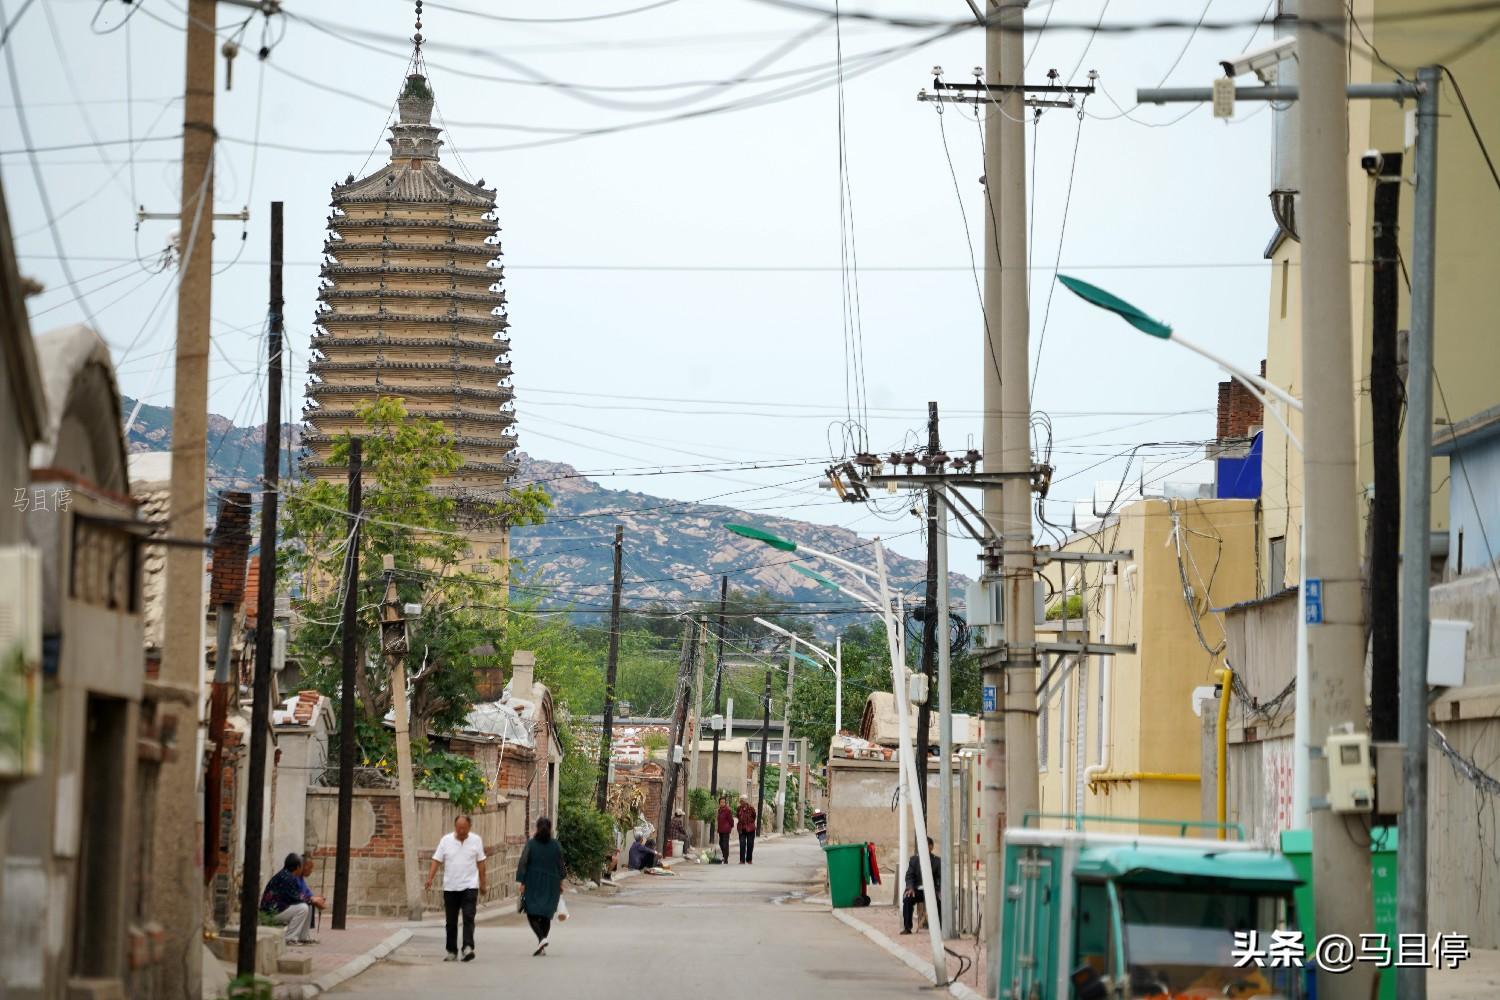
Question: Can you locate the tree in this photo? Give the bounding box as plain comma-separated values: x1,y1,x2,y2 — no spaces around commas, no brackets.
283,397,548,742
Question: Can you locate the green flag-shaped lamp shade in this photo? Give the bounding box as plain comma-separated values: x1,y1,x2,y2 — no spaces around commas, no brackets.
791,564,842,593
1057,274,1173,340
725,522,797,552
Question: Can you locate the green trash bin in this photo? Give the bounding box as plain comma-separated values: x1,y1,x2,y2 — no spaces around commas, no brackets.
824,843,868,909
1280,827,1398,1000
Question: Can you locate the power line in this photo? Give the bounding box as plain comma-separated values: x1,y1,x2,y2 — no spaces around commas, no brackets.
1440,66,1500,199
422,0,684,25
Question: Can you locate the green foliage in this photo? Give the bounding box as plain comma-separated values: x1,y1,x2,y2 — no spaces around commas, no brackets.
283,397,548,740
687,786,719,823
415,750,487,813
641,731,668,753
0,644,38,772
553,715,613,879
400,75,432,100
1047,593,1084,621
228,973,273,1000
761,764,801,825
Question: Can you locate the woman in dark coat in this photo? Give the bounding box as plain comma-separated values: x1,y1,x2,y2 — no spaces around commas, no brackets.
515,816,566,956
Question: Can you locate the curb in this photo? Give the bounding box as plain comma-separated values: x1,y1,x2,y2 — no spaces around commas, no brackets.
831,909,985,1000
293,928,413,999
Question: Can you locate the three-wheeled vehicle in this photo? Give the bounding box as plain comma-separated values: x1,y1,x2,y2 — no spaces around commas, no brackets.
997,816,1305,1000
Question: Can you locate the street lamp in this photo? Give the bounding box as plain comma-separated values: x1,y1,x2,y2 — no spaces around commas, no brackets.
1058,274,1315,830
754,616,844,737
724,524,948,981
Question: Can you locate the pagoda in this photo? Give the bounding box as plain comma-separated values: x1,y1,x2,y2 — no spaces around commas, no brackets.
303,42,517,574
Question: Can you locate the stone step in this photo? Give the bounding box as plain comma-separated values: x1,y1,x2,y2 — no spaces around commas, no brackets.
276,955,313,976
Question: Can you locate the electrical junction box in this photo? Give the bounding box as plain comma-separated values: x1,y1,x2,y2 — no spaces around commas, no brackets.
709,714,725,732
964,579,1047,631
671,745,684,764
908,673,929,707
1325,731,1375,813
1428,619,1473,688
1373,741,1403,815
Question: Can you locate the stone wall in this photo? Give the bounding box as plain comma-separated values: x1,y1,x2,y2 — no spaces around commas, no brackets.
302,787,518,917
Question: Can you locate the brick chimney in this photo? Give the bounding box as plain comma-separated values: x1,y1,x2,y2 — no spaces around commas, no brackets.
1216,360,1267,440
510,650,536,701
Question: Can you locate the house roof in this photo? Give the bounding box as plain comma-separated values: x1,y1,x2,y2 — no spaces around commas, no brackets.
1433,403,1500,457
30,323,129,491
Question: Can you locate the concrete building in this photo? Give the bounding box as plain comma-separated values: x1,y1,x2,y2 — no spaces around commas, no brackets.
1,320,162,999
1259,0,1500,590
1035,497,1259,831
304,68,517,577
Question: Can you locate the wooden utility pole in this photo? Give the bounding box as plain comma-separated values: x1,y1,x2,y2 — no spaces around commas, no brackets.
235,202,283,977
596,524,624,810
156,0,216,989
774,641,796,833
658,622,697,845
915,402,940,816
708,575,728,796
381,555,423,920
331,437,362,929
1368,151,1403,751
683,618,709,844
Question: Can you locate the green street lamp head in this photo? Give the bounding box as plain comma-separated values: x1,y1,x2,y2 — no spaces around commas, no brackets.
725,522,797,552
791,563,841,593
1058,274,1173,340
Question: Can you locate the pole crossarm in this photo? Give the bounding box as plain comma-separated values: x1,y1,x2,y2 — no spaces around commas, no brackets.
1137,81,1421,104
1035,549,1134,564
866,470,1039,490
1034,639,1137,657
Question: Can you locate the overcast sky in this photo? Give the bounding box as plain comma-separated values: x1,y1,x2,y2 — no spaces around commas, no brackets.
3,0,1310,569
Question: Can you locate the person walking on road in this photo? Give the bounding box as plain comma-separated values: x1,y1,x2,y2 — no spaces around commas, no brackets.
901,837,942,935
715,795,734,864
516,816,566,957
736,796,757,864
425,814,486,962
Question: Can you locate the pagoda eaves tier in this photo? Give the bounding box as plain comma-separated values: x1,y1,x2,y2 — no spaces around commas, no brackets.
304,74,518,510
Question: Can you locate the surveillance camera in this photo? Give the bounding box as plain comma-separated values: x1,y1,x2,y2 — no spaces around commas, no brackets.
1219,37,1296,83
1361,149,1384,175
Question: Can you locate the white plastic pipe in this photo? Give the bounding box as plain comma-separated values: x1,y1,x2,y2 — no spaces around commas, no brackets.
1083,568,1124,789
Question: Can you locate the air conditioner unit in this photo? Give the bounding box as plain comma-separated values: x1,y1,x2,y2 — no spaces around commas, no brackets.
0,546,44,778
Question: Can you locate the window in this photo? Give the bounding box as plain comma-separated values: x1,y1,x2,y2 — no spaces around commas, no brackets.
1269,535,1287,594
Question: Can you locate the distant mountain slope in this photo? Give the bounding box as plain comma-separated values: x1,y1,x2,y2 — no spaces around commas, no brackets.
121,398,964,616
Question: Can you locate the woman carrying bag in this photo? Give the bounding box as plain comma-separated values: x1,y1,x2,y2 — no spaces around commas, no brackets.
515,816,567,956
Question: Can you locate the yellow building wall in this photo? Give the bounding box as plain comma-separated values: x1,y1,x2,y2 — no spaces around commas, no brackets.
1037,499,1258,832
1261,0,1500,586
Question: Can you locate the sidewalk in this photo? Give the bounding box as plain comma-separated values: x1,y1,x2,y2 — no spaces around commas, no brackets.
205,918,412,999
831,901,987,1000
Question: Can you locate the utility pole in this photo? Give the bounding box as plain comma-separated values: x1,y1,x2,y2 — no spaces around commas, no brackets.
1369,151,1403,751
756,670,771,829
708,575,728,797
204,490,251,891
155,0,216,989
381,555,422,921
1398,65,1441,1000
596,524,624,810
235,202,283,976
981,3,1025,990
935,487,955,939
684,618,709,844
774,640,796,834
659,621,697,844
331,437,362,929
916,403,941,816
1298,3,1375,996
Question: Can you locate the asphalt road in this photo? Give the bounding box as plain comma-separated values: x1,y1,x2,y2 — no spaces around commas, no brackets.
330,835,931,999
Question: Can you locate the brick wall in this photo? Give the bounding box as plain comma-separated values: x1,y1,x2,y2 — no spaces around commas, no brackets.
1217,360,1267,440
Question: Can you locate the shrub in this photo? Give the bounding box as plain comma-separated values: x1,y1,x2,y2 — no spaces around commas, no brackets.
558,796,614,881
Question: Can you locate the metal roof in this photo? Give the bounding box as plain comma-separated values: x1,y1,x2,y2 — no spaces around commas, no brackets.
1074,843,1302,889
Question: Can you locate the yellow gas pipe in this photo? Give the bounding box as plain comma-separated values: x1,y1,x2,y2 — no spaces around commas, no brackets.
1216,667,1233,840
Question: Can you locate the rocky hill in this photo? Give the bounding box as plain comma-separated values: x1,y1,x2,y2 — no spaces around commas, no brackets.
121,398,964,616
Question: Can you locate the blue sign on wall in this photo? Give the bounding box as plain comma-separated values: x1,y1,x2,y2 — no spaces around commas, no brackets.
982,684,998,713
1305,578,1323,625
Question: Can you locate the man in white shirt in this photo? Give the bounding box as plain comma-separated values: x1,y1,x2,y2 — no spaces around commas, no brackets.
425,814,486,962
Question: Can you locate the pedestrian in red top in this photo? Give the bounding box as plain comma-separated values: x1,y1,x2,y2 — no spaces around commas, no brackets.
715,796,734,865
736,796,758,864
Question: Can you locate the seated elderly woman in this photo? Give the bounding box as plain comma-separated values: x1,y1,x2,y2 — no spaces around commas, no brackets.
627,834,661,871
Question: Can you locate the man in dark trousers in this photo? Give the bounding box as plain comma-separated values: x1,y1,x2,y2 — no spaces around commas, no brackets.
424,814,487,962
901,837,941,935
735,796,757,864
715,796,734,864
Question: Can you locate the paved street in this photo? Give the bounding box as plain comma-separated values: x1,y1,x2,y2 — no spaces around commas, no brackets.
330,835,931,998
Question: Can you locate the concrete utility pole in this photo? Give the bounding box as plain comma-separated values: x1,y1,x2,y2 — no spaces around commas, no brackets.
709,575,728,796
1398,65,1441,1000
775,640,796,833
332,438,363,929
981,2,1026,990
381,556,423,920
1297,4,1375,996
155,0,215,989
659,621,697,844
236,201,284,975
596,524,625,810
935,487,955,940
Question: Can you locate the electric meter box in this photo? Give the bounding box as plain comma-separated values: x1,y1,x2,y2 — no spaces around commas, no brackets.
1325,731,1375,813
907,674,929,707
